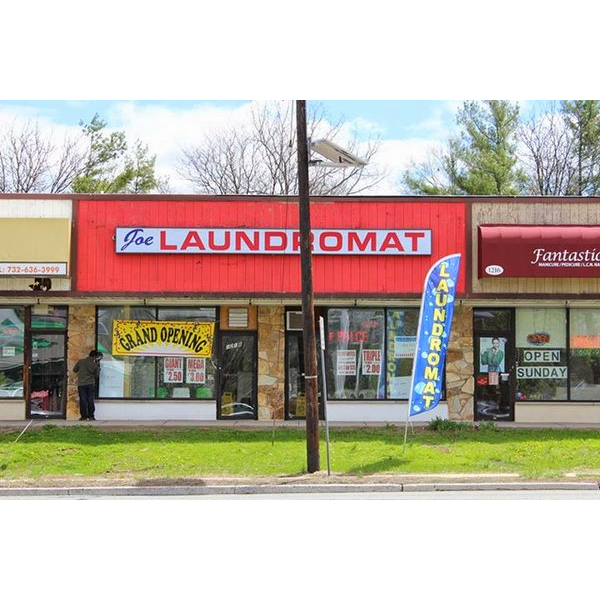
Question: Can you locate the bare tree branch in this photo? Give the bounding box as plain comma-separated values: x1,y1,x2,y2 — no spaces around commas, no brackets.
517,102,575,195
0,123,53,192
48,134,87,193
177,101,386,196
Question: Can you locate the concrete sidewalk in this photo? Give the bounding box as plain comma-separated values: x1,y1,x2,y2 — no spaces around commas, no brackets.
0,471,598,496
1,418,600,430
1,481,599,496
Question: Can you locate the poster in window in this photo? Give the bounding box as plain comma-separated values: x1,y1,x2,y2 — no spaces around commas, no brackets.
336,350,356,376
394,336,416,358
164,357,184,383
186,358,206,384
362,349,381,375
479,337,506,373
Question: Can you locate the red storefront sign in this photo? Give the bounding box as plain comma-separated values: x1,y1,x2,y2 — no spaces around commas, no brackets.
479,225,600,278
76,198,467,294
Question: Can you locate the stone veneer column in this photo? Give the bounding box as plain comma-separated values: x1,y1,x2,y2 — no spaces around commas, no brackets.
257,306,285,420
66,305,97,420
445,305,474,421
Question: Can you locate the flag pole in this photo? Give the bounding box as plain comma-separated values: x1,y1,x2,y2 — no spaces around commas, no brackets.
403,412,410,456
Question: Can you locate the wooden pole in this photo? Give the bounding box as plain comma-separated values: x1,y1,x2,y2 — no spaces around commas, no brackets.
296,100,320,473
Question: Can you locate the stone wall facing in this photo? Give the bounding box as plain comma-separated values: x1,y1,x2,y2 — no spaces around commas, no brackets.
446,305,474,421
257,305,285,420
66,305,97,420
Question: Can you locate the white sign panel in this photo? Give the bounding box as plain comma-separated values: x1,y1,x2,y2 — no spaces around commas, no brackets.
115,227,432,256
389,376,411,398
0,262,67,276
336,350,357,376
186,358,206,384
163,357,184,383
523,349,561,363
394,336,417,358
516,366,568,379
361,349,381,375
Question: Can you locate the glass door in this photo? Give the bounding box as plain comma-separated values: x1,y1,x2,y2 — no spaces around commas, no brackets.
218,332,257,419
474,309,515,421
285,331,324,420
28,333,67,418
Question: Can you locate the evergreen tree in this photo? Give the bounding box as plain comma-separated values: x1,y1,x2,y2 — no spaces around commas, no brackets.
404,101,525,195
72,114,163,193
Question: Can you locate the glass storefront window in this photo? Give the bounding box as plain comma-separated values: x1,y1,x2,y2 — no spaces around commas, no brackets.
97,306,216,399
570,309,600,401
386,308,419,399
474,309,511,331
0,306,25,397
515,308,567,401
31,306,68,329
98,307,156,398
157,307,216,399
326,308,385,400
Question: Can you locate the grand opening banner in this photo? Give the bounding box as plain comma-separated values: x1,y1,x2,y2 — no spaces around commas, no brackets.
112,320,215,357
408,254,461,417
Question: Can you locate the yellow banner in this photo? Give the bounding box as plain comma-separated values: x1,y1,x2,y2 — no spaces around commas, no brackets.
112,320,215,357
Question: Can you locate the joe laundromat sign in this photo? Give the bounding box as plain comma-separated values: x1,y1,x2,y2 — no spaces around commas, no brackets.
112,320,215,357
115,227,432,255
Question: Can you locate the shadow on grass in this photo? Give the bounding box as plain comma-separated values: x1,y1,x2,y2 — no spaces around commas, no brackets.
344,456,408,475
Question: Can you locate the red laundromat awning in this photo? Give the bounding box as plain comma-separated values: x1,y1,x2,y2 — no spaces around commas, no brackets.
478,225,600,278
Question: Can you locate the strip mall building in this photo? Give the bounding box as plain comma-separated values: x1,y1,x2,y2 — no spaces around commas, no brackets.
2,194,600,424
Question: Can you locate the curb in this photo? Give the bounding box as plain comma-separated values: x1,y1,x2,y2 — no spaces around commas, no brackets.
0,482,598,496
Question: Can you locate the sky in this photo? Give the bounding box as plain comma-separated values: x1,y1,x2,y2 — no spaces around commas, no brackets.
0,99,543,195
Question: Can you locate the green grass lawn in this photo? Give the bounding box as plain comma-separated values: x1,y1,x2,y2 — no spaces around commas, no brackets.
0,424,599,482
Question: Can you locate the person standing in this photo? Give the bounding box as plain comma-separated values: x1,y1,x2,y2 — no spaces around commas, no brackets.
73,350,103,420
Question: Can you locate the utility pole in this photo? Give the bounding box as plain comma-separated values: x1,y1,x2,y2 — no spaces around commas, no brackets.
296,100,320,473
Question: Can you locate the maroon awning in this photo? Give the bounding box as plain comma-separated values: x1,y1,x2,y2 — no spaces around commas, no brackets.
478,225,600,278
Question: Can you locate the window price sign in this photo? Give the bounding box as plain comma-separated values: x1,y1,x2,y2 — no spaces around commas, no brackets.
186,358,206,384
362,349,381,375
164,357,184,383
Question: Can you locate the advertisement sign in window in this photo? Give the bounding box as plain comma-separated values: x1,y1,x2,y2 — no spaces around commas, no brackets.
163,357,184,383
112,320,215,357
186,358,206,384
336,350,357,376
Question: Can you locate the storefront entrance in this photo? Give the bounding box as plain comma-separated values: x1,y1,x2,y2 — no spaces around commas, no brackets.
28,331,67,419
285,331,325,420
474,309,515,421
217,332,257,419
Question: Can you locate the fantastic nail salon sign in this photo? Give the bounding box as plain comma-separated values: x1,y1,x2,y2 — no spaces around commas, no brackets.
479,225,600,277
115,227,432,255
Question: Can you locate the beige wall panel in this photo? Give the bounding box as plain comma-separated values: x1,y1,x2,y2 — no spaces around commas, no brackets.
472,202,600,295
0,218,71,262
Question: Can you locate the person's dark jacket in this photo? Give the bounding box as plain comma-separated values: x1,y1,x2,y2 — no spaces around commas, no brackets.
74,356,100,386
